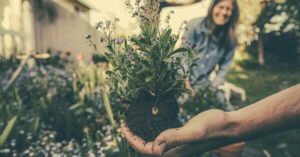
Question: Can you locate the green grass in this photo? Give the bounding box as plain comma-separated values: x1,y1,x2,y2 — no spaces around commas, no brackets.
227,67,300,157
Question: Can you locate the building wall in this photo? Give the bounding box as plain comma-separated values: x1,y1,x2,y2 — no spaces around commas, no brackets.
34,2,104,63
0,0,11,57
0,0,25,58
0,1,10,26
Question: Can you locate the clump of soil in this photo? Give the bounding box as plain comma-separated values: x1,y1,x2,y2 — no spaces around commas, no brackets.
125,96,181,142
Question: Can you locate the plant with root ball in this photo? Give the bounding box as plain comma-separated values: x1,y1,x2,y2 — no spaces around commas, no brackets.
98,0,196,141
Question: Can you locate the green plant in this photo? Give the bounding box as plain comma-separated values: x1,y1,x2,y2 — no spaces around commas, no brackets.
98,0,196,141
0,116,17,147
0,50,137,156
0,56,107,155
180,86,223,123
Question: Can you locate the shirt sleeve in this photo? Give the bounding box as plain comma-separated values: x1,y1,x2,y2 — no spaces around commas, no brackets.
212,44,236,87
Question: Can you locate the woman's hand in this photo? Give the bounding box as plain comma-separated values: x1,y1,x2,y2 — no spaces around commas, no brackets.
122,109,232,157
185,77,195,97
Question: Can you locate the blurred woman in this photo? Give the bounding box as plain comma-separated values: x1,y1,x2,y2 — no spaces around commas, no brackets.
183,0,239,104
182,0,244,156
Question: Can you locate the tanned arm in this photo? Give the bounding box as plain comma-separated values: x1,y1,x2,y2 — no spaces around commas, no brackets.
122,84,300,156
227,83,300,141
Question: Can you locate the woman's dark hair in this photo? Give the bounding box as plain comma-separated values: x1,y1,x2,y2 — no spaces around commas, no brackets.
205,0,239,48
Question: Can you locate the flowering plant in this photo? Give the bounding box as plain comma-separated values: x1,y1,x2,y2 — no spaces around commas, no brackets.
98,0,196,141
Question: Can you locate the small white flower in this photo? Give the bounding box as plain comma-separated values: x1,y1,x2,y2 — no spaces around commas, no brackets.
56,143,62,148
43,136,48,141
95,142,101,148
45,145,50,151
2,148,10,153
49,133,55,139
29,152,34,157
23,149,30,154
19,130,24,134
88,151,95,157
11,141,16,147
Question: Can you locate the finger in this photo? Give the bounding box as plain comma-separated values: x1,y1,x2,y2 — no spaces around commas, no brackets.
121,124,154,155
152,128,185,156
121,124,145,152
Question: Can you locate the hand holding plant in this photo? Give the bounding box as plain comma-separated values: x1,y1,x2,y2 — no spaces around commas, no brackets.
121,109,232,157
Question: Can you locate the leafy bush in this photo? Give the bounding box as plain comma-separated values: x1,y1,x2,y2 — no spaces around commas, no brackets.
180,86,223,123
0,56,123,156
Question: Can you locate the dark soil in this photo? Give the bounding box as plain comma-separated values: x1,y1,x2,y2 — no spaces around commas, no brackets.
125,97,181,142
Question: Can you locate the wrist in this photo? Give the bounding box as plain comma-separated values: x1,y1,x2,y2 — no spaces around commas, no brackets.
202,110,236,139
206,111,243,143
223,110,247,142
195,110,243,149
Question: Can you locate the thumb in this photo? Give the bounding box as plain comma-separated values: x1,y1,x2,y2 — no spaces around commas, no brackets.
152,128,185,156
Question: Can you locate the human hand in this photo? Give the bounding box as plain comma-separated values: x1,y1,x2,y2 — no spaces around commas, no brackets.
122,109,232,157
184,77,195,97
184,88,195,98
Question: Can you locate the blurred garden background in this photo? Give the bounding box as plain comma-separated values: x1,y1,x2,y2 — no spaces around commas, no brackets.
0,0,299,156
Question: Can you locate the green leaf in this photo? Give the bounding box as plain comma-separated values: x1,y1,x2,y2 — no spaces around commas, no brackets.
131,38,149,53
149,90,155,96
191,63,198,67
163,58,173,63
86,108,94,114
145,76,153,82
163,29,172,45
0,103,3,111
74,109,84,116
106,45,116,54
33,117,40,134
139,38,147,44
105,70,113,75
0,116,17,147
188,49,195,65
69,103,83,110
124,40,129,51
167,47,188,58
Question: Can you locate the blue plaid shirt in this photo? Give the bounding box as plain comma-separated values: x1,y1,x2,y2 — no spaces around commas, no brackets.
181,17,236,90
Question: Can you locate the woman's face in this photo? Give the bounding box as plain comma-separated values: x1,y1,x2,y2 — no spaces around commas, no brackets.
212,0,233,26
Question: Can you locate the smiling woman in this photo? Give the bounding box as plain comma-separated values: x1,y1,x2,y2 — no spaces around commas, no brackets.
212,0,233,26
180,0,243,156
182,0,239,95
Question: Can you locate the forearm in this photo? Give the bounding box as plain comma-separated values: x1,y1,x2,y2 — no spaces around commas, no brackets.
145,84,300,156
226,84,300,141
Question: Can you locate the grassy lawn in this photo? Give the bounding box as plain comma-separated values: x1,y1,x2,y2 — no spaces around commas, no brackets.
227,67,300,157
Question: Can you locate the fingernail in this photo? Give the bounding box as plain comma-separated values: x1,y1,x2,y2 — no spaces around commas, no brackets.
158,143,166,154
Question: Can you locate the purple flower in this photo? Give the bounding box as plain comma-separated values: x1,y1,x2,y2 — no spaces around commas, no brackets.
85,34,91,39
100,37,105,43
96,21,103,29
